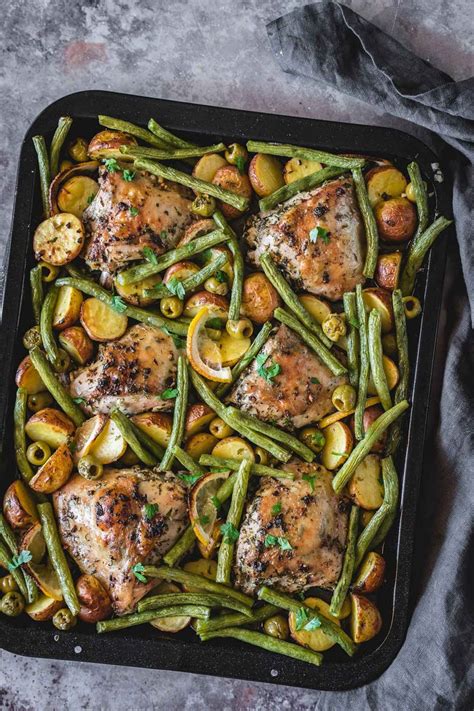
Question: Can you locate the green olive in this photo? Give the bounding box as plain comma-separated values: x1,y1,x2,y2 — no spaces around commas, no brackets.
263,614,289,640
38,261,60,283
300,426,325,454
209,417,234,439
23,326,42,350
78,454,104,481
0,591,25,617
381,333,397,357
322,313,346,342
191,194,216,217
160,296,183,319
55,349,72,374
68,137,89,163
226,318,253,340
204,276,228,296
225,143,248,168
332,384,357,412
402,295,422,319
26,440,51,466
0,575,19,594
254,447,269,465
52,607,77,631
27,391,54,412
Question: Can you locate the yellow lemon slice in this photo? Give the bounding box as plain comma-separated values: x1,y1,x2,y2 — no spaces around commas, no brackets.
187,306,232,382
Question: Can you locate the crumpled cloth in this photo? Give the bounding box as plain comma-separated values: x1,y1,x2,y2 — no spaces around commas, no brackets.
267,3,473,708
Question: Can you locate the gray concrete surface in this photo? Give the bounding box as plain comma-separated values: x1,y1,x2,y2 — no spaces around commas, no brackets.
0,1,472,708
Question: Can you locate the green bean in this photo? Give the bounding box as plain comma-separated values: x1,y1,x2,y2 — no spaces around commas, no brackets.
354,285,369,441
0,540,29,601
173,446,205,476
200,627,323,666
29,347,85,427
370,507,397,549
98,115,170,149
134,158,250,212
30,266,44,325
199,454,294,479
144,253,227,298
368,309,392,410
49,116,73,177
148,118,197,149
0,515,38,604
40,286,61,370
116,229,227,286
329,506,359,617
37,502,80,615
274,308,346,377
131,419,165,460
212,210,244,322
259,166,346,211
355,457,399,567
138,592,252,616
162,526,197,567
386,290,410,454
352,167,378,278
97,606,210,633
189,368,291,462
142,565,254,607
196,603,279,634
246,140,365,170
32,135,51,219
215,321,273,398
227,407,315,463
258,586,356,657
160,356,188,470
216,459,251,585
407,161,429,242
332,400,409,494
14,388,34,483
55,276,187,336
400,216,452,295
110,411,158,466
343,292,359,388
122,143,226,161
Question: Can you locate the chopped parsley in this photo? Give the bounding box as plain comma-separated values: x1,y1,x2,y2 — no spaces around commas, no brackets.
206,317,225,330
177,472,203,486
103,158,119,173
199,514,210,526
160,229,168,242
142,246,158,265
304,617,322,631
271,502,282,516
132,563,147,583
143,503,159,520
110,295,127,313
160,326,185,349
310,377,320,385
332,451,349,459
264,534,293,551
220,522,239,544
7,550,32,573
123,169,136,182
309,226,331,244
160,387,178,400
294,607,321,631
211,495,221,510
129,206,139,217
302,474,317,492
86,194,95,205
72,397,86,405
235,156,247,174
214,270,228,284
256,352,281,383
166,277,186,300
312,431,326,449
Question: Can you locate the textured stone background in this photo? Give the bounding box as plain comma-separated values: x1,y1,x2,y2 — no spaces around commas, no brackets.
0,1,472,709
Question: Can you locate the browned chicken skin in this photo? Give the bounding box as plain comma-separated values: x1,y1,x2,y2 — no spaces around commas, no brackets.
69,323,179,415
83,166,196,274
53,467,188,615
244,176,365,301
227,324,347,430
234,461,349,596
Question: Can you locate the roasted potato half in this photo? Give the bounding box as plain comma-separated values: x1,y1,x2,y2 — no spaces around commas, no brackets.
365,166,408,207
350,593,382,643
33,213,85,266
26,594,64,621
52,285,83,330
15,355,45,395
367,355,399,395
211,436,255,462
73,414,108,463
321,421,353,470
114,272,162,307
182,558,217,592
179,219,215,246
241,273,280,324
131,412,173,449
375,252,403,291
25,408,75,449
21,521,46,563
298,294,332,325
284,158,322,184
88,130,137,160
375,197,417,243
289,597,340,652
183,291,229,320
362,288,394,333
216,332,250,367
353,552,386,593
80,297,128,341
348,454,383,510
58,326,94,365
76,574,112,623
57,176,99,218
349,404,387,454
185,432,218,460
212,165,252,219
29,444,74,494
185,403,215,439
163,261,200,285
89,418,127,464
248,154,285,197
192,153,227,185
3,480,38,530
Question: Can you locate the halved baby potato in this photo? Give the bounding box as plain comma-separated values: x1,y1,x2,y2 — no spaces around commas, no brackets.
212,165,252,219
149,577,191,632
52,285,83,330
89,418,127,464
350,593,382,643
367,355,399,394
353,552,386,593
320,421,353,470
241,273,280,324
284,158,322,184
375,252,402,291
15,355,45,395
362,288,394,333
299,294,332,325
365,166,407,208
57,176,99,218
131,412,173,449
21,522,46,563
25,408,75,449
183,292,229,320
33,213,85,266
163,261,200,285
179,219,215,246
375,198,417,243
348,454,383,510
248,154,285,197
29,444,73,494
80,297,128,341
26,594,64,621
185,403,215,439
114,272,162,307
58,326,94,365
289,597,340,652
3,480,38,531
185,432,218,460
197,246,234,286
88,129,137,161
76,573,113,623
211,436,255,462
216,332,250,367
192,153,227,185
73,414,108,463
182,558,217,592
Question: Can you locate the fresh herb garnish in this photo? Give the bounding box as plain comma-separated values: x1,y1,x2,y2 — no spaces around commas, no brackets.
166,277,186,300
199,514,210,526
72,397,86,405
160,326,185,349
332,451,349,458
271,502,282,516
211,495,221,510
302,474,317,492
160,230,168,242
348,316,360,329
110,295,127,313
123,169,136,182
160,387,178,400
214,270,228,284
142,246,158,265
7,550,32,573
132,562,147,583
309,226,331,244
86,194,95,205
235,156,247,174
177,472,203,486
206,317,225,330
304,617,322,631
294,607,321,631
220,521,239,543
129,206,139,217
310,377,320,385
312,431,326,449
264,535,293,551
256,352,281,383
143,503,159,520
103,158,119,172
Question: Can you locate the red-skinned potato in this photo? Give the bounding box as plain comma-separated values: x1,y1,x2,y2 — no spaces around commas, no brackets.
353,552,386,593
212,165,252,219
15,355,45,395
248,154,285,197
350,405,387,453
76,574,113,623
58,326,94,365
88,130,137,161
240,273,280,324
350,593,382,643
375,252,403,291
25,408,75,449
163,261,200,285
375,197,417,243
183,291,229,320
185,403,215,439
178,219,215,246
131,412,173,449
29,444,73,494
3,481,38,531
362,288,394,333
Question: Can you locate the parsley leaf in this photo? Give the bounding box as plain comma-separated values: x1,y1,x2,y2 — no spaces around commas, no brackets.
160,326,185,349
110,295,127,313
199,514,210,525
86,194,95,205
123,169,136,182
312,431,326,449
278,537,293,551
220,521,239,543
144,503,159,520
302,474,317,492
129,206,139,217
214,270,228,284
211,495,221,510
166,277,186,300
304,617,322,631
7,550,32,573
142,246,158,265
264,534,293,551
206,317,225,329
72,397,85,405
309,226,331,244
160,387,178,400
332,451,349,458
103,158,119,173
271,502,282,516
256,352,281,383
310,377,320,385
177,472,203,486
235,156,247,174
295,607,309,630
132,563,147,583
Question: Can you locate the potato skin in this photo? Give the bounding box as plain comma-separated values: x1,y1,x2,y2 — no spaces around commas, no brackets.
179,219,215,246
353,552,386,593
375,198,417,242
80,297,128,342
15,355,45,395
58,326,94,365
25,408,75,449
375,252,402,291
183,291,229,319
241,273,280,324
52,286,83,330
3,481,38,530
185,432,218,460
76,574,112,623
350,405,387,453
350,593,382,643
185,403,215,438
29,444,73,494
212,165,252,219
87,130,137,160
